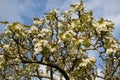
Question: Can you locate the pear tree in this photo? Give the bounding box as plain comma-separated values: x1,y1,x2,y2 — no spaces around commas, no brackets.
0,1,120,80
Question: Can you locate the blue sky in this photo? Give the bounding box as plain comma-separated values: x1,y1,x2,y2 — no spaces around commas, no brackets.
0,0,120,39
0,0,120,79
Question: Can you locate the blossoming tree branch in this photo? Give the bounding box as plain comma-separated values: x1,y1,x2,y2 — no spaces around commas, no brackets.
0,1,120,80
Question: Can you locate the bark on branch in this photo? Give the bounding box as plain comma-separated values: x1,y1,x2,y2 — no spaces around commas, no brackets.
22,60,70,80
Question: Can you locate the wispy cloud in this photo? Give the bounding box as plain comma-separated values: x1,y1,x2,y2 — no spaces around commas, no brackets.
96,68,104,80
0,0,47,32
85,0,120,25
0,0,120,25
0,0,47,25
45,0,79,12
0,0,22,22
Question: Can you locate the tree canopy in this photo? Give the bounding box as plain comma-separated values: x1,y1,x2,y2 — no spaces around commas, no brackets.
0,1,120,80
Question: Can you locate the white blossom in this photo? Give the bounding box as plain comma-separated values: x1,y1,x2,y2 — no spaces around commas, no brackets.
38,33,45,37
61,30,76,40
41,28,51,33
39,18,45,24
3,30,11,34
3,44,9,50
92,20,113,33
0,55,4,60
34,20,41,24
57,38,62,43
78,39,83,43
68,30,76,36
71,23,76,28
50,9,58,14
79,62,87,67
34,42,42,53
34,40,49,54
79,57,96,67
41,40,48,46
31,26,38,31
92,22,107,32
106,48,116,55
0,55,4,70
15,24,24,30
50,48,56,52
34,44,42,54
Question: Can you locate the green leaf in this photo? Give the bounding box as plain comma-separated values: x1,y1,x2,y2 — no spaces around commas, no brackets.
0,21,9,24
89,11,93,16
82,39,90,48
87,75,92,80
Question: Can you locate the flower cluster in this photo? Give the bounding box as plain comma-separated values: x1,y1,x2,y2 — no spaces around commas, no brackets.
79,57,96,67
0,55,5,70
34,18,45,25
34,40,48,53
34,39,56,55
46,9,58,20
59,30,76,41
70,1,86,12
106,37,120,55
92,18,114,34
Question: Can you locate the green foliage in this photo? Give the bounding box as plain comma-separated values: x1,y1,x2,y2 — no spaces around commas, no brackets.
0,1,120,80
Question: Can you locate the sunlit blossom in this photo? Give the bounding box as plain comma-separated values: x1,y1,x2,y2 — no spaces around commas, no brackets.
31,26,38,31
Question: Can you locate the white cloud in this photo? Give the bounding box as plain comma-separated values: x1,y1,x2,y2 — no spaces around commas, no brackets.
96,68,104,80
85,0,120,25
45,0,120,26
0,0,40,23
45,0,79,12
0,0,120,25
0,0,40,32
38,65,65,80
39,65,47,75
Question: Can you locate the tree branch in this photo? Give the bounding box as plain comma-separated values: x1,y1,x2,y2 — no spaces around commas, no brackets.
22,60,70,80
